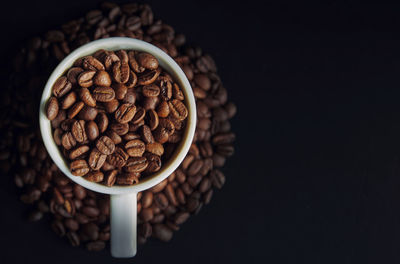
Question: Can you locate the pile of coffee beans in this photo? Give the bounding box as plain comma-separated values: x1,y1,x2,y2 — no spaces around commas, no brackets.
46,48,189,186
3,2,236,251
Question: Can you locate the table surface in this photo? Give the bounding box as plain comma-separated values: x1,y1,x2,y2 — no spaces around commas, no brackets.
2,0,400,263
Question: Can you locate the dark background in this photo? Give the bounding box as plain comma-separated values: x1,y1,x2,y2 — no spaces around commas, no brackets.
2,0,400,263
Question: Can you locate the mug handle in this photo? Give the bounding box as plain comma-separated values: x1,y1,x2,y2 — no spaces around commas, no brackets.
110,192,137,258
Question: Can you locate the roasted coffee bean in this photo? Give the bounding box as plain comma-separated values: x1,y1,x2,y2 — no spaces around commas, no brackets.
142,192,153,208
210,169,225,189
53,76,72,98
96,113,109,133
104,170,117,186
116,172,139,185
77,70,96,88
172,83,184,100
85,171,104,182
154,193,168,210
174,212,190,225
169,99,188,120
82,222,99,241
83,56,105,71
94,70,111,86
128,50,144,73
113,83,128,100
112,61,130,84
164,183,178,206
142,84,160,97
62,132,76,150
141,125,154,143
61,91,77,109
140,207,154,222
51,109,67,128
88,149,106,170
152,224,172,242
70,160,89,176
159,77,172,101
125,70,137,88
79,88,96,107
67,232,80,247
71,120,86,143
146,142,164,156
110,122,129,135
122,89,137,104
144,153,161,173
150,178,168,193
136,52,158,70
82,206,100,218
96,136,115,155
115,103,136,123
92,86,115,102
138,68,161,85
156,100,169,118
69,145,89,160
68,101,85,118
131,106,146,124
187,159,203,177
107,147,128,167
67,67,84,85
103,99,119,113
125,157,148,173
125,139,145,157
194,74,211,91
85,121,99,141
46,97,59,120
73,185,86,199
147,109,159,130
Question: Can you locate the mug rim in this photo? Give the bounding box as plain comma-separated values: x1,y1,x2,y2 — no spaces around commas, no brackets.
39,37,196,195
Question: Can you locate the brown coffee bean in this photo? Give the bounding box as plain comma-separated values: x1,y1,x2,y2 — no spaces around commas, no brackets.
169,99,188,120
116,172,139,185
125,139,145,157
172,83,184,100
210,169,225,189
128,50,144,73
83,56,105,71
82,206,100,217
174,212,190,225
69,145,89,160
77,70,96,88
85,171,104,182
92,86,115,102
82,222,99,241
113,83,128,100
94,70,111,86
96,113,109,133
106,130,122,145
73,185,86,200
144,153,161,173
125,70,137,88
71,120,86,143
156,101,169,118
147,109,159,130
136,52,158,70
142,84,160,97
131,107,146,124
103,99,119,113
68,101,85,118
112,61,130,83
102,161,115,171
51,109,67,128
53,76,72,98
116,50,129,64
140,207,154,222
138,68,161,85
141,125,154,143
115,103,136,123
65,218,79,231
187,159,203,177
164,183,178,206
139,222,152,238
70,160,89,176
67,232,80,247
154,193,168,209
122,89,136,104
96,136,115,155
85,121,99,141
142,192,153,208
150,178,168,193
110,122,129,135
152,224,172,242
154,119,174,144
212,132,235,145
79,88,96,107
125,157,148,173
176,188,186,204
61,91,77,109
62,132,76,150
104,170,117,186
104,52,120,70
53,128,63,145
146,142,164,156
124,133,140,141
194,74,211,91
88,149,106,170
107,147,128,167
67,67,84,85
46,97,59,120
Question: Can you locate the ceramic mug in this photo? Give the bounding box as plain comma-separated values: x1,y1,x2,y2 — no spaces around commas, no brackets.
39,37,196,258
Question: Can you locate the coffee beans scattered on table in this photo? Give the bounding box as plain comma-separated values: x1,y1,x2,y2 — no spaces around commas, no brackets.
46,49,189,186
4,2,236,251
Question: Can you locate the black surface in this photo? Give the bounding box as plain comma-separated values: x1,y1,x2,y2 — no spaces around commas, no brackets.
3,1,400,263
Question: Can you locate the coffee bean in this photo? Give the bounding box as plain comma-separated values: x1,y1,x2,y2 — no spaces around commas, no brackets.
82,222,99,241
106,130,122,145
107,147,128,167
144,153,161,173
210,169,225,189
164,183,178,206
94,70,111,86
136,52,158,70
88,149,106,170
69,145,89,160
73,185,86,200
104,170,117,186
122,89,137,104
82,206,100,218
70,160,89,176
62,132,76,150
125,157,148,173
169,99,188,121
53,76,72,98
187,159,203,177
67,67,84,85
68,101,85,118
172,83,184,100
67,232,80,247
71,120,86,143
115,103,136,123
138,68,161,85
140,207,154,222
92,86,115,102
96,136,115,155
77,70,96,88
96,112,109,133
85,171,104,182
142,84,160,97
156,101,170,118
113,83,128,100
150,178,168,193
85,121,99,141
125,139,145,157
174,212,190,225
141,125,155,143
152,224,172,242
147,109,159,130
79,88,96,107
194,74,211,91
112,61,130,84
146,142,164,156
103,98,119,113
83,56,105,71
61,91,77,109
142,192,153,208
46,97,59,120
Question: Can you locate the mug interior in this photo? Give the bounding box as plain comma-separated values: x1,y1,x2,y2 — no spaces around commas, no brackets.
39,38,196,195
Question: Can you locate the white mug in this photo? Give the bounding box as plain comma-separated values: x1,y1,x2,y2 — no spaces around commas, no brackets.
39,37,196,258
